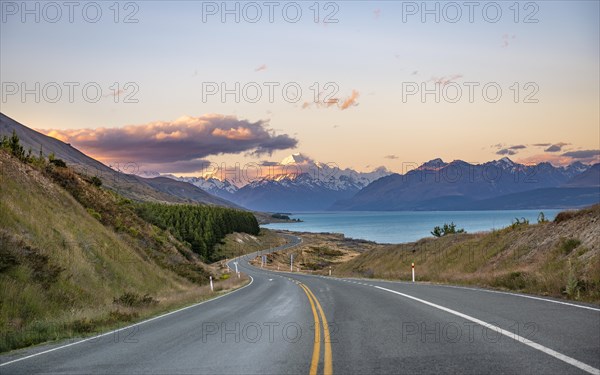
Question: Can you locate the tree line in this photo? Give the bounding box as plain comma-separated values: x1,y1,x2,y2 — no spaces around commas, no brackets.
136,203,259,262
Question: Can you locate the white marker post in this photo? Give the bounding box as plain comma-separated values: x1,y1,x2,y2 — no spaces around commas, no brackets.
234,261,240,278
411,262,415,283
329,266,332,276
209,276,214,292
290,254,294,272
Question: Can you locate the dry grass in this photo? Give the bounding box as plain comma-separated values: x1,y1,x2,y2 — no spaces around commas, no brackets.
0,152,249,353
212,228,287,262
249,232,374,273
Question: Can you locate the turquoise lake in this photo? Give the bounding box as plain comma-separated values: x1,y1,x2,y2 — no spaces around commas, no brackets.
262,210,564,244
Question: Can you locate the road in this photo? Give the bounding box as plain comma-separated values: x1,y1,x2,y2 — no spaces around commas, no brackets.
1,234,599,374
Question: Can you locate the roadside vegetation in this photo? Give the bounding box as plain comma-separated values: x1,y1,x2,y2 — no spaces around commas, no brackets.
333,205,600,303
0,133,256,352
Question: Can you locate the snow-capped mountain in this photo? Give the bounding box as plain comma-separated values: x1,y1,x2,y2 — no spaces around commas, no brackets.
166,155,596,211
168,153,391,211
331,157,596,211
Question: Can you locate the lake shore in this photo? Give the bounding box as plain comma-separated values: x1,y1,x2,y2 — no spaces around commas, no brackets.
255,205,600,304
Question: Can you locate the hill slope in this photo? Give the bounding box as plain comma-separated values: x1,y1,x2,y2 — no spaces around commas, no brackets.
0,150,250,352
333,205,600,302
0,113,239,207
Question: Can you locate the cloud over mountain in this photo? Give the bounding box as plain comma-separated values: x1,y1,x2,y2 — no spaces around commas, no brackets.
562,150,600,160
496,145,526,156
545,142,569,152
41,115,298,169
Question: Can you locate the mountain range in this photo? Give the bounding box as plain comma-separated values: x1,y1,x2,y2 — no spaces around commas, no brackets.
331,158,599,211
168,154,598,212
169,153,391,211
2,112,598,212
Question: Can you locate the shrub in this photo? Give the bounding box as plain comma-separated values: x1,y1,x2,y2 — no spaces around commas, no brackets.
554,211,576,224
113,292,158,307
49,158,67,168
431,222,465,237
90,176,103,187
559,237,581,255
492,271,528,290
70,318,96,334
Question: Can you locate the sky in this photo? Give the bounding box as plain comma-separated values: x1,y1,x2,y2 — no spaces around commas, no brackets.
1,0,599,175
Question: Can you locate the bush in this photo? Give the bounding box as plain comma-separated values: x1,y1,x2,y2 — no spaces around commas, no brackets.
559,237,581,255
492,271,528,290
49,158,67,168
90,176,103,187
113,292,158,307
431,222,465,237
554,211,576,224
70,318,96,334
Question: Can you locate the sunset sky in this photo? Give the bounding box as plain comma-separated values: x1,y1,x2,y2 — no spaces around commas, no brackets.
1,1,599,174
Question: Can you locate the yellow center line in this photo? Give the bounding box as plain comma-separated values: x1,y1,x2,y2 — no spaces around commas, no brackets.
301,283,333,375
300,284,321,375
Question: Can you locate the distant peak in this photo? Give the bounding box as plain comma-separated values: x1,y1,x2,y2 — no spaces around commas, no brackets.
280,153,314,165
419,158,448,170
498,157,514,165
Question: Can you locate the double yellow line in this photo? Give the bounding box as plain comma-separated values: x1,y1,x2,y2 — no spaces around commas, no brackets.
299,283,333,375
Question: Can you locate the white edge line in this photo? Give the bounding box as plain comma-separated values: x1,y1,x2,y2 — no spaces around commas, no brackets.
437,284,600,312
0,276,255,368
374,285,600,375
352,277,600,312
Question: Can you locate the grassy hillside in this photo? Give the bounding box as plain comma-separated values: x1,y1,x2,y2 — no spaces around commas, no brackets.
333,206,600,303
0,148,252,352
213,229,288,261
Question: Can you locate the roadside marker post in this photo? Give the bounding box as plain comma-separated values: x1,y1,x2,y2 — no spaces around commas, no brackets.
209,276,214,292
291,254,294,272
329,266,332,276
412,263,415,283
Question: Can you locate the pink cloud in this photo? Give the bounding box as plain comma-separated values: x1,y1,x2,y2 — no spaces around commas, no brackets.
39,115,298,167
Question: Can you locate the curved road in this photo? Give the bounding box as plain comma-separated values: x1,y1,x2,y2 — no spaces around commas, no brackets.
1,234,599,374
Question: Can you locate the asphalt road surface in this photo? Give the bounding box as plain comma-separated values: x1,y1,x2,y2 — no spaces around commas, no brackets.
1,234,599,374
